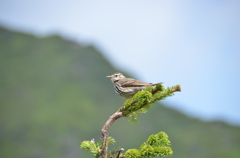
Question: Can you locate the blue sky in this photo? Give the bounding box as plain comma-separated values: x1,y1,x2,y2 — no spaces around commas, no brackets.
0,0,240,125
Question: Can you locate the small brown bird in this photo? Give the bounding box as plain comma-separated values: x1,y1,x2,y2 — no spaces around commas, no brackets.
106,72,163,99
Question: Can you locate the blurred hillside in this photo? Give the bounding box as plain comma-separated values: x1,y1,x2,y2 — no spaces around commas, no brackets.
0,26,240,158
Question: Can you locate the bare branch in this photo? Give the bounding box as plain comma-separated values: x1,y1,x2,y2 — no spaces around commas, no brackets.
115,148,124,158
170,86,181,93
109,148,124,158
100,112,123,158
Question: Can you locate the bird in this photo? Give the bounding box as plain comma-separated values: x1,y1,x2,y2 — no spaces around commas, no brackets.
106,72,163,99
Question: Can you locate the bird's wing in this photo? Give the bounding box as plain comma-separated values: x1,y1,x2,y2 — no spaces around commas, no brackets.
119,78,151,87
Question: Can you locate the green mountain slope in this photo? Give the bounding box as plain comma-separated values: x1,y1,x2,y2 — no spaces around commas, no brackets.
0,27,240,158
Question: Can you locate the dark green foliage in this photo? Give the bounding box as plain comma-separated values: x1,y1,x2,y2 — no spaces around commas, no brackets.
80,132,172,158
81,137,116,157
119,84,181,124
123,132,172,158
150,85,181,103
120,91,152,124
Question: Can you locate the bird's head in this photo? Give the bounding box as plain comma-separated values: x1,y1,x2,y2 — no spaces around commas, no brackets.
106,72,126,83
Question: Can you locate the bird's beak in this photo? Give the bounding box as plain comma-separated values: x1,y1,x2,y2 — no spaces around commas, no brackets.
106,75,112,78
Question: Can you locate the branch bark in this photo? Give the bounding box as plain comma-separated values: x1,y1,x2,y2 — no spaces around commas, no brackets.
99,112,123,158
171,86,181,93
